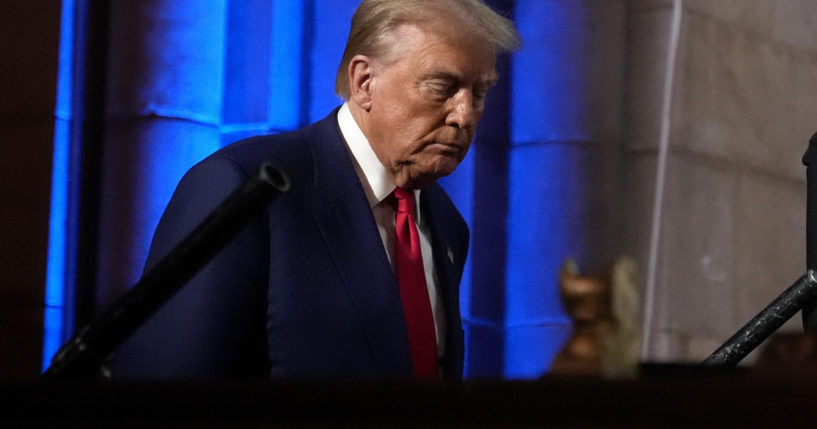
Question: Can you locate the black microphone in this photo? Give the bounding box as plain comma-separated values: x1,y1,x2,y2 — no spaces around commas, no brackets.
43,163,290,379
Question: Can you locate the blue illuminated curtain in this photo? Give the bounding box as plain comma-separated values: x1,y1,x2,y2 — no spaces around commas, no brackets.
44,0,77,370
46,0,608,378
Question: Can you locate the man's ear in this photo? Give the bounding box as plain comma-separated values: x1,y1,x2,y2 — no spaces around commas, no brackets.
348,55,375,111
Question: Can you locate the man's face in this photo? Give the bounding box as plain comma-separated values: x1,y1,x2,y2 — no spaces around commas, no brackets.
362,23,497,189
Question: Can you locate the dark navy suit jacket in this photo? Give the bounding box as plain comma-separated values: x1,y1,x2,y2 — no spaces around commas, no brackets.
111,109,469,380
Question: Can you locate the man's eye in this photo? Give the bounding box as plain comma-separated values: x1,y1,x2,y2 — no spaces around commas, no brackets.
428,83,453,96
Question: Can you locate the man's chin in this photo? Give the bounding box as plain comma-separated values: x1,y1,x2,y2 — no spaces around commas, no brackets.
419,160,460,184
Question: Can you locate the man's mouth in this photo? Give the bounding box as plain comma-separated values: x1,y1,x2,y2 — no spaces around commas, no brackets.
426,141,464,154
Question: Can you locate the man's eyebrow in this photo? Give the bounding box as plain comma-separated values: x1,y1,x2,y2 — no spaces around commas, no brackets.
421,71,500,87
421,71,461,82
480,73,499,87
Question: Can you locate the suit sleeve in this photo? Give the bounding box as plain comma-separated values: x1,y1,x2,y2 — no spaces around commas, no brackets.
109,157,270,380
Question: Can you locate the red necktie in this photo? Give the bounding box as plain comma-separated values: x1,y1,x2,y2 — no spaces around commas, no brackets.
393,187,438,379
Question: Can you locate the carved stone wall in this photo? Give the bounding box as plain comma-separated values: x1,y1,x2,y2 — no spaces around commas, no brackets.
626,0,817,362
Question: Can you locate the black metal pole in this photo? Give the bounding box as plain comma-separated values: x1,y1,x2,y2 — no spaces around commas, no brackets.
804,133,817,271
703,131,817,367
43,163,289,379
802,132,817,332
702,271,817,366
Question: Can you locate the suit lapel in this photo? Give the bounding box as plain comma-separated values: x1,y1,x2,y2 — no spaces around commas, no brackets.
421,184,467,378
307,113,413,376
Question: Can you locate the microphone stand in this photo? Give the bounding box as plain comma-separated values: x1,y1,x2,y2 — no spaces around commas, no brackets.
43,163,290,379
703,132,817,367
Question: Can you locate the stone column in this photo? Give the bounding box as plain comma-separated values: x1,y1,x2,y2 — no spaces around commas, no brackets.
504,0,626,377
95,0,228,308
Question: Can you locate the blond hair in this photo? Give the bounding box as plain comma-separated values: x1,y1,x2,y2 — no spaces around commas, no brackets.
334,0,520,98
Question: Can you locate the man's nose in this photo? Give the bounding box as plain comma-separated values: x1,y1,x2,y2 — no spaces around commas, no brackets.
445,90,476,129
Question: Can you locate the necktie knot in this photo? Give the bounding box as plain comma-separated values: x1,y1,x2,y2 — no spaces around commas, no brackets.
393,187,415,215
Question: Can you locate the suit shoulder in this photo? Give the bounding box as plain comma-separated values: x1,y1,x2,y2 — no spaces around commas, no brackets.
201,113,340,180
205,130,311,177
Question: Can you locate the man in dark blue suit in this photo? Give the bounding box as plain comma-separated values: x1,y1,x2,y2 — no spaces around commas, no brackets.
112,0,519,380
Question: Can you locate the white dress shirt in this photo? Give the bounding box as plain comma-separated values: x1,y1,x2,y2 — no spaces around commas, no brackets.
336,103,446,358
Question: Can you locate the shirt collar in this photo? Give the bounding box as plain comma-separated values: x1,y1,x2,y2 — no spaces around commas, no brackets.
337,102,396,207
337,103,424,219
